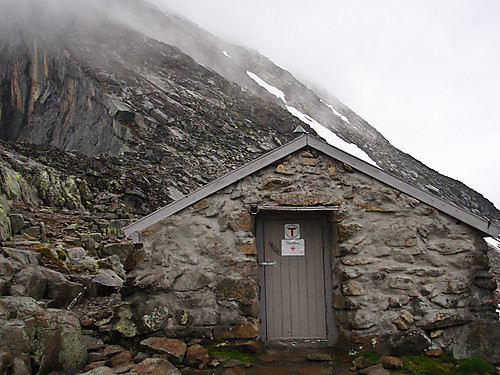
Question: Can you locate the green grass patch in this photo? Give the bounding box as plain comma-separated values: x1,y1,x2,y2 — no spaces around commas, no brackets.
457,357,495,375
399,355,457,375
351,352,381,365
207,347,259,364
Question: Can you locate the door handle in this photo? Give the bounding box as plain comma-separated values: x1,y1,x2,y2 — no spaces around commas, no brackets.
259,260,277,267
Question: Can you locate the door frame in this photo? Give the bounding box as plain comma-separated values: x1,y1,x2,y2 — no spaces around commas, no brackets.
256,210,337,346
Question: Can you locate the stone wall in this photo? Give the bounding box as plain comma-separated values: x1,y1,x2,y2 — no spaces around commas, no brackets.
127,148,499,361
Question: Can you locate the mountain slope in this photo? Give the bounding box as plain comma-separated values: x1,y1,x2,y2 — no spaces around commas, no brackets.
0,0,498,224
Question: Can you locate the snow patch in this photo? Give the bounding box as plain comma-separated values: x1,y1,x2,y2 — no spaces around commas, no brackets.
484,237,500,320
286,106,378,166
247,71,286,103
222,50,231,58
246,71,378,167
425,184,441,194
485,236,500,250
321,99,350,124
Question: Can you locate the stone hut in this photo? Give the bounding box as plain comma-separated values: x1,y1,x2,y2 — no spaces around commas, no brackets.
123,134,500,361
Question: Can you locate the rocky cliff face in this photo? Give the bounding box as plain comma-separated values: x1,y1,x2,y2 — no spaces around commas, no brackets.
0,0,305,206
0,0,499,373
0,0,499,224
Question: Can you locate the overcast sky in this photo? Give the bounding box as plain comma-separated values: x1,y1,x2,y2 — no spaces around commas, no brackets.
150,0,499,210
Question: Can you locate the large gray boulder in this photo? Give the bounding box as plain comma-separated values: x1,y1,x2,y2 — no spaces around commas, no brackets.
433,321,500,365
0,296,87,374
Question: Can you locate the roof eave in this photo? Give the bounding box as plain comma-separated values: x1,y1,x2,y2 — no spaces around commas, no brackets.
124,134,500,238
123,135,308,237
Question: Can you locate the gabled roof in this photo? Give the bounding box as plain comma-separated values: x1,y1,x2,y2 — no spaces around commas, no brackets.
124,134,500,238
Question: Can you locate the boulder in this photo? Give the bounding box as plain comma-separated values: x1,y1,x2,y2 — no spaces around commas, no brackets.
11,265,83,308
0,296,87,374
53,308,89,373
140,337,187,364
377,356,403,369
390,328,431,356
134,358,181,375
359,364,391,375
91,269,124,295
352,356,372,370
1,247,40,266
434,321,500,365
9,214,26,235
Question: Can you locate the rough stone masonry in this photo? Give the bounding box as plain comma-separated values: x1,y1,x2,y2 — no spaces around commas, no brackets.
121,148,499,362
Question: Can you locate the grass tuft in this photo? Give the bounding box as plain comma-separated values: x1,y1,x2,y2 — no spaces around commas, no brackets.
207,347,258,364
457,357,495,375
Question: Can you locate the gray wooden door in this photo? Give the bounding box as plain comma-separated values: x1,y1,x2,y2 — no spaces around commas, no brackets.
259,216,331,346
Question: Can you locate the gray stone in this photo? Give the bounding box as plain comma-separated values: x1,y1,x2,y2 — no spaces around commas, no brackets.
91,269,123,295
0,196,10,241
80,367,116,375
135,358,181,374
390,328,431,356
352,356,372,369
1,247,40,266
54,310,88,373
0,296,87,373
101,242,133,263
20,225,42,238
434,321,500,365
9,214,25,234
67,247,87,261
84,335,105,351
359,364,391,375
418,310,472,330
11,266,83,308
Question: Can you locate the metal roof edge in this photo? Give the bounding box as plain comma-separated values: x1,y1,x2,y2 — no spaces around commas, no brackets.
306,135,500,237
123,135,308,237
124,134,500,238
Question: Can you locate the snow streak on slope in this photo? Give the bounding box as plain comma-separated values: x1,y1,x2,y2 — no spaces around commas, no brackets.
247,72,286,103
485,236,500,250
247,71,377,167
320,99,350,124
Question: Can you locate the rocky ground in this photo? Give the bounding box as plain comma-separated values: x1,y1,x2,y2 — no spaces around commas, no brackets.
0,139,499,374
1,146,499,375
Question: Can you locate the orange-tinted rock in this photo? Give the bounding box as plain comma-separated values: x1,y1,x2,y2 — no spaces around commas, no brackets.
270,193,319,206
377,356,403,369
140,337,187,364
184,344,209,367
239,242,257,255
110,350,134,367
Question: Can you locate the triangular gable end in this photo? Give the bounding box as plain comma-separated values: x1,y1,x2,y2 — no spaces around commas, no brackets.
124,134,500,239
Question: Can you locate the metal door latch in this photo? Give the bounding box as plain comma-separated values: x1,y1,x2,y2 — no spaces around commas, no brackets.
259,260,277,267
269,241,281,255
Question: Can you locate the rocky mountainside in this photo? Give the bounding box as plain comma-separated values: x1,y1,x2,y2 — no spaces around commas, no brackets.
0,0,499,224
0,0,499,373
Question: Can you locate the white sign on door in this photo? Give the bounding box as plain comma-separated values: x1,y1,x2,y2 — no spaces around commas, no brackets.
284,224,300,239
281,239,305,256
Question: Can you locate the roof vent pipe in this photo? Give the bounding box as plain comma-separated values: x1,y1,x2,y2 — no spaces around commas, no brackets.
293,125,309,136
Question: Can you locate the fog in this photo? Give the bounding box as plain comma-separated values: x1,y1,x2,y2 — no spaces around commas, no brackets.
2,0,499,210
148,0,500,210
